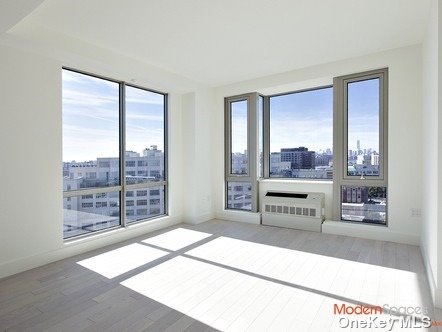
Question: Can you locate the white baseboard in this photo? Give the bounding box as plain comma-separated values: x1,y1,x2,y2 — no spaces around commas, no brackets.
322,220,420,245
0,216,181,279
215,210,261,225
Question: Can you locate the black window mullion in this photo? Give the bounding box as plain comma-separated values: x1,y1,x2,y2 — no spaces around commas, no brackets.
120,83,127,227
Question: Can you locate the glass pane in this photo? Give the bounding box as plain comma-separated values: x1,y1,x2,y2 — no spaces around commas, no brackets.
231,100,248,174
126,86,165,184
62,70,120,191
226,182,252,211
341,186,386,224
126,186,166,223
63,191,121,239
258,96,264,178
347,78,380,177
269,87,333,179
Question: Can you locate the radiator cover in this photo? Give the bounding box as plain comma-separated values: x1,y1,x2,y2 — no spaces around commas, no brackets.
261,191,325,232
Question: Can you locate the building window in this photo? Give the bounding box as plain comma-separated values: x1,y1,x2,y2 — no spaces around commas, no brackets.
126,161,136,167
136,190,147,197
96,201,108,208
150,189,160,196
137,199,148,206
62,68,168,239
98,161,110,168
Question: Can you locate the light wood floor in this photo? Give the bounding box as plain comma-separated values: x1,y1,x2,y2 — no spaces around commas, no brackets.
1,219,441,331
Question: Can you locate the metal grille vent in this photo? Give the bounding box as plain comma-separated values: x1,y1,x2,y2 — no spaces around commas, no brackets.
264,204,319,218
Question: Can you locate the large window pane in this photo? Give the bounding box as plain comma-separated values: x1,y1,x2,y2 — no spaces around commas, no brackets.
226,182,252,211
341,186,386,224
347,78,380,177
269,87,333,179
63,191,121,238
230,100,248,175
126,186,166,223
126,86,165,183
62,70,120,191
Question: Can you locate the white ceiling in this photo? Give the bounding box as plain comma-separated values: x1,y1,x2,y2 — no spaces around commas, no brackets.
8,0,431,86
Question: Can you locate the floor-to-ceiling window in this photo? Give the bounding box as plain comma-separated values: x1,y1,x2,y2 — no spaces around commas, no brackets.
62,68,167,239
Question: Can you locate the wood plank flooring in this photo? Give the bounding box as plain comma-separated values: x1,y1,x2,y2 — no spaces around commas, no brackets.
0,219,441,331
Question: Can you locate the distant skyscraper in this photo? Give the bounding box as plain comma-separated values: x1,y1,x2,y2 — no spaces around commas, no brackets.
357,140,361,151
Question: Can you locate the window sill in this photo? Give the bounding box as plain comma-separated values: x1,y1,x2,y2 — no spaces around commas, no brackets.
259,178,333,185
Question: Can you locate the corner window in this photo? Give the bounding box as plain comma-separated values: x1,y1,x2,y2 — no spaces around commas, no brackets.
224,68,388,226
62,68,168,239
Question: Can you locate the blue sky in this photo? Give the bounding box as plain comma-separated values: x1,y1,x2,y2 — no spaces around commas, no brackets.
232,80,379,154
62,70,164,162
347,78,379,153
270,87,333,153
63,70,379,162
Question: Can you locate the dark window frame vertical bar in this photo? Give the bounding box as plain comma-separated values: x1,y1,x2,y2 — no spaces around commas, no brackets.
120,83,126,227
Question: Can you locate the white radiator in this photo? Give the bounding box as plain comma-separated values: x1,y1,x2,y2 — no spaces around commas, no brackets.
261,191,325,232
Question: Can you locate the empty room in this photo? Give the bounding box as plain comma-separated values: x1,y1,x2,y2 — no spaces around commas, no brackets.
1,0,442,331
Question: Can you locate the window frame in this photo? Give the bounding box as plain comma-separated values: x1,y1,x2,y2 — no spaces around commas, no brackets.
332,68,388,225
224,93,259,212
62,67,168,240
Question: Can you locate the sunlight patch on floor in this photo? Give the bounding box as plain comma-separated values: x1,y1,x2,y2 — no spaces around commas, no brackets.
121,256,335,331
77,243,168,278
142,228,212,251
186,237,425,310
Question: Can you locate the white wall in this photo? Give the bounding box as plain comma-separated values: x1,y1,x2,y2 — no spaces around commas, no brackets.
181,88,215,224
213,45,423,245
421,0,442,308
0,41,192,278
